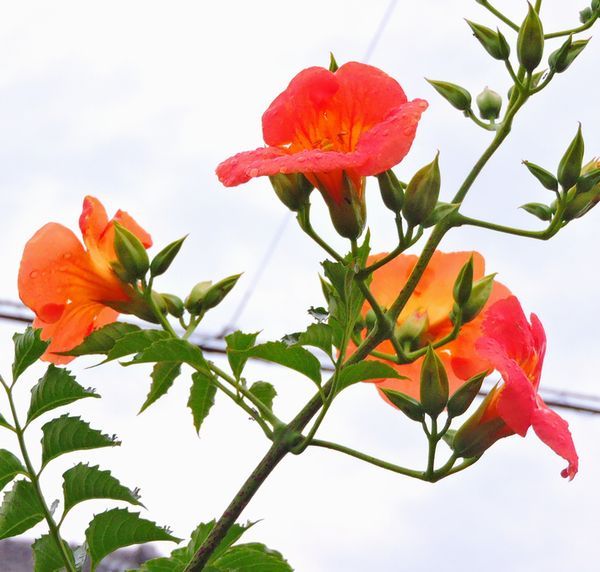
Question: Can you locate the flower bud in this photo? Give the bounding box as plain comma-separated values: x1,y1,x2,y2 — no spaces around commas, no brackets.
426,79,471,112
447,372,487,418
402,153,441,226
113,222,149,282
558,124,585,191
381,388,424,422
185,274,242,315
160,293,185,318
522,161,558,191
420,346,449,418
329,52,339,72
562,188,600,221
593,0,600,12
466,21,510,60
395,310,429,347
461,274,495,323
185,281,212,314
269,173,313,212
517,3,544,73
150,236,186,277
476,87,502,120
320,173,366,240
520,202,554,221
576,159,600,193
453,256,474,307
549,36,589,73
580,7,593,23
377,169,405,212
365,309,377,331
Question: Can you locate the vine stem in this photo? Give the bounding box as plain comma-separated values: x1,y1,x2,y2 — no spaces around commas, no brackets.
0,375,76,572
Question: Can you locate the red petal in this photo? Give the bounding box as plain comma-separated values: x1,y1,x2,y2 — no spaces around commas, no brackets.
532,401,579,480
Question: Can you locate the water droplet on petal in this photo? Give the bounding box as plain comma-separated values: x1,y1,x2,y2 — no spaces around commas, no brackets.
29,271,39,279
248,168,259,177
63,252,72,260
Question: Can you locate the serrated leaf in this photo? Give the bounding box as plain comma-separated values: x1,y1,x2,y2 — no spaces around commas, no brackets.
225,331,260,379
0,479,44,539
86,508,179,571
27,365,99,424
336,361,405,393
0,450,26,492
41,415,119,468
127,339,209,372
213,543,293,571
61,323,141,356
33,534,75,572
239,342,322,386
12,327,49,382
249,382,276,412
188,371,217,434
296,323,333,356
102,330,171,364
63,463,143,515
139,362,182,413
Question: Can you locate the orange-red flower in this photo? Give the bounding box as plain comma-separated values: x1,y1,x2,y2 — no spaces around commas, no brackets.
363,251,510,401
455,297,578,479
18,196,152,364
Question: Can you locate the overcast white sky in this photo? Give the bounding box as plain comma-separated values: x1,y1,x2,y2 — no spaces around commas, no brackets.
0,1,599,570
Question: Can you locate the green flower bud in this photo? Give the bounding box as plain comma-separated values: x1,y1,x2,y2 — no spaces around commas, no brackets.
520,202,554,221
517,3,544,73
420,346,449,418
447,372,487,418
160,293,185,318
549,36,589,73
466,21,510,60
453,256,474,308
185,281,212,314
377,169,405,212
593,0,600,12
522,161,558,191
365,309,377,331
426,79,472,112
329,52,339,72
319,173,366,240
563,188,600,221
476,87,502,120
113,222,149,282
557,124,585,191
402,152,441,226
381,389,425,422
580,7,593,23
269,173,313,212
462,274,496,323
576,159,600,193
185,274,242,315
395,310,429,347
150,236,186,277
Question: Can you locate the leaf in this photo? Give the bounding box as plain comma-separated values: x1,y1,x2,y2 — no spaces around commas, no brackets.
85,508,179,571
103,330,171,364
41,415,120,467
0,450,26,492
27,365,99,424
139,362,182,413
12,327,49,382
296,323,333,356
225,331,259,379
188,371,217,434
213,543,293,571
239,342,322,386
336,361,405,393
249,382,276,412
63,463,143,515
0,412,12,431
33,534,75,572
0,479,45,539
127,339,210,372
61,322,141,356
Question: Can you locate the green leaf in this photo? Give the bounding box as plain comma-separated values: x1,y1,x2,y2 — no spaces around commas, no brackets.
249,382,277,413
102,330,171,364
27,365,99,424
239,342,322,386
296,323,333,356
61,323,141,356
63,463,143,515
188,371,217,434
86,508,179,571
41,415,120,467
0,450,26,492
213,543,293,571
0,479,45,539
0,412,13,431
225,331,260,379
127,339,209,372
139,362,182,413
336,361,404,393
12,327,49,382
33,534,75,572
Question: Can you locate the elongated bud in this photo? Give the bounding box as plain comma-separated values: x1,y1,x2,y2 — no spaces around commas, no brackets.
269,173,313,211
558,124,585,190
381,389,425,422
453,256,474,307
462,274,495,323
395,310,429,347
365,309,377,331
402,153,441,226
517,3,544,73
420,346,449,418
185,274,242,315
520,202,554,221
329,52,339,72
549,36,589,73
161,293,184,318
523,161,558,191
185,281,212,314
476,87,502,120
466,21,510,60
113,222,149,282
426,79,471,112
377,169,405,212
562,188,600,221
447,372,487,418
150,236,186,277
318,173,366,240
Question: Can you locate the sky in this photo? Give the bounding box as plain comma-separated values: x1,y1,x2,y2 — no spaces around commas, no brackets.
0,1,599,570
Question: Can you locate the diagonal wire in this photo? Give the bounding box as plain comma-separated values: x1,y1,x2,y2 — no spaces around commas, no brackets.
222,0,399,334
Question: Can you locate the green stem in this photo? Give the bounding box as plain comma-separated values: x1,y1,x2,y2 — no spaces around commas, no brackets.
456,213,562,240
478,0,520,31
545,14,597,39
0,376,76,572
297,207,344,262
426,417,438,478
465,109,498,132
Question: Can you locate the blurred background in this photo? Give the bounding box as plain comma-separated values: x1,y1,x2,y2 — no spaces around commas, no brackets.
0,1,598,570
